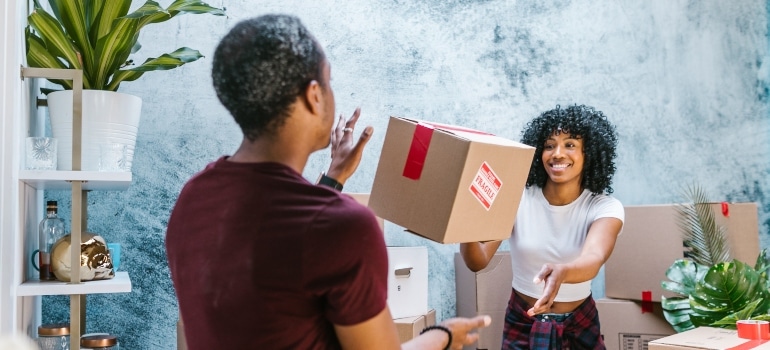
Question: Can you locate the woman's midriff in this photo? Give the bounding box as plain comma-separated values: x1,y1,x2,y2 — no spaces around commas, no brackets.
515,290,585,314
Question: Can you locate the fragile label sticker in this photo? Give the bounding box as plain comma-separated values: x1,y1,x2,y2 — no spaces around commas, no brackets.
469,162,502,210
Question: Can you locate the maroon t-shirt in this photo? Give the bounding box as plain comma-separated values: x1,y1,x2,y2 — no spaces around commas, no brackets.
166,158,388,349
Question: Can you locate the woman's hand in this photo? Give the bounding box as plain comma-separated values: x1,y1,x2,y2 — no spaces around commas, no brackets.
326,107,373,184
527,263,567,316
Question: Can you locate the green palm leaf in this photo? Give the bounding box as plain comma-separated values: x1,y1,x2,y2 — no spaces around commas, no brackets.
27,7,82,70
124,1,171,29
676,185,730,266
106,47,203,90
92,17,139,90
88,0,131,47
26,28,72,89
51,0,94,71
167,0,227,17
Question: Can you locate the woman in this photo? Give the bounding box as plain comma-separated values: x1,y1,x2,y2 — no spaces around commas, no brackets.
460,104,624,349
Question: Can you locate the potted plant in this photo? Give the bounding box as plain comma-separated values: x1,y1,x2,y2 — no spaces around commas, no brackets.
25,0,225,171
661,185,770,332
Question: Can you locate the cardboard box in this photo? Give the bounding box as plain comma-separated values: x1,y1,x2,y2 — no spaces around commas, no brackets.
596,298,675,350
369,116,535,244
394,309,437,343
346,193,385,231
649,326,770,349
455,252,512,350
605,203,760,302
387,246,429,319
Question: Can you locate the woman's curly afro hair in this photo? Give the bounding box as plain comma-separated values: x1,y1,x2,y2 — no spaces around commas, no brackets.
520,104,618,195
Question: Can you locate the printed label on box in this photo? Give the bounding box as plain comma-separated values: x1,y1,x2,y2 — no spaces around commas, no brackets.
619,333,667,350
469,161,502,210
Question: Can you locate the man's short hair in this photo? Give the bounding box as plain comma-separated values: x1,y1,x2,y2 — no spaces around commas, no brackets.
212,14,325,140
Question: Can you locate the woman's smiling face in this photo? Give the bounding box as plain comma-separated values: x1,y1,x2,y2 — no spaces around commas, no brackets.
541,130,584,187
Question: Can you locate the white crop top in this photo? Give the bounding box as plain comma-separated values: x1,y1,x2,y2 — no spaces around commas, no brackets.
509,186,624,302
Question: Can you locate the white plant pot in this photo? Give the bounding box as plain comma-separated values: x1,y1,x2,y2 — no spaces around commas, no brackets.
47,90,142,171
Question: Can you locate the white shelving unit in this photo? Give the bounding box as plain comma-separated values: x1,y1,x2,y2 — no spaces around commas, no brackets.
17,272,131,297
19,67,133,350
19,170,132,191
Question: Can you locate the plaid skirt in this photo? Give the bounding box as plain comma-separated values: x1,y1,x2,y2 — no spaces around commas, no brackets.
501,289,605,350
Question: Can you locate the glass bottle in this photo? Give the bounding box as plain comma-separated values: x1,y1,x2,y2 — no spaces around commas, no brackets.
38,200,65,281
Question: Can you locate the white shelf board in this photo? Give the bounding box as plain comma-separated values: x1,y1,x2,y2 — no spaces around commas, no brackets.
16,271,132,296
19,170,132,190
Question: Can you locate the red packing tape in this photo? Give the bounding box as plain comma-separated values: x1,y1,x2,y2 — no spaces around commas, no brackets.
641,291,652,313
402,123,434,180
737,320,770,340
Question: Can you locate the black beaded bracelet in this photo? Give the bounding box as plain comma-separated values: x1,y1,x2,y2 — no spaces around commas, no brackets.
420,325,452,350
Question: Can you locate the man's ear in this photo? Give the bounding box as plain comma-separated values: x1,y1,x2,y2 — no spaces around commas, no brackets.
303,80,322,115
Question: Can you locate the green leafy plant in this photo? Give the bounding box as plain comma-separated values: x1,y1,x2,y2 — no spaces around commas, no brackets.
661,185,770,332
25,0,226,92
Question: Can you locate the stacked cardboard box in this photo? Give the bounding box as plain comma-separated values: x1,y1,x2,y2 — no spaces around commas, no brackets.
455,252,511,350
394,309,437,343
601,202,760,350
596,298,675,350
605,203,760,302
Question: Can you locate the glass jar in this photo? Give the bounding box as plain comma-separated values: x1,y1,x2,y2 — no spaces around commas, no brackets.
80,333,119,350
36,323,70,350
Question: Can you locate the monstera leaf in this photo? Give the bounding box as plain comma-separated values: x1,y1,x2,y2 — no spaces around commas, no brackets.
661,259,710,332
662,259,709,296
755,249,770,283
710,298,770,327
688,260,770,327
661,296,695,332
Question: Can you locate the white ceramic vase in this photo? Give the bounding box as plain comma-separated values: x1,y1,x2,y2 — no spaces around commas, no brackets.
47,90,142,171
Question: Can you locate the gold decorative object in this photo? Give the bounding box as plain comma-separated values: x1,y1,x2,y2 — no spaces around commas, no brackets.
50,232,114,282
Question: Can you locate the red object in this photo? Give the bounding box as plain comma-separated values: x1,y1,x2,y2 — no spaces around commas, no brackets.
641,291,652,313
402,123,435,180
737,320,770,340
722,202,730,217
727,339,770,350
401,120,495,180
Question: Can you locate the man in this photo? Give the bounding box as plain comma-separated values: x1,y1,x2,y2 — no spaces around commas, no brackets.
166,14,489,349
